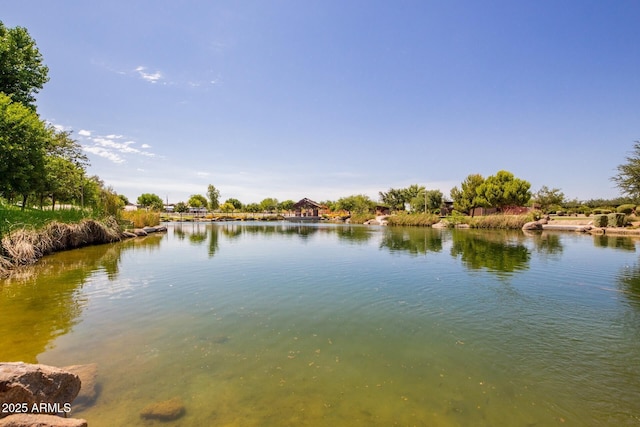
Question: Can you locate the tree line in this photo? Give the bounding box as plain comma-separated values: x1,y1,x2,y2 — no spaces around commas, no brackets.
3,20,638,219
0,21,125,216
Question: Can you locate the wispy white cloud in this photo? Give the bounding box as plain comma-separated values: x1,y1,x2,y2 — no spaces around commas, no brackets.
196,171,210,177
83,146,125,164
141,143,151,149
78,129,92,137
135,66,163,84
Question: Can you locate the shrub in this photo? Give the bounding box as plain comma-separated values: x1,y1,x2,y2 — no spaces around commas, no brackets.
593,214,608,227
607,213,625,227
617,204,636,215
468,213,534,229
556,210,565,216
386,212,439,227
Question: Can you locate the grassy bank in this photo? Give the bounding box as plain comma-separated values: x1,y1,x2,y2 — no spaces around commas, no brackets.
386,213,440,227
0,204,92,239
467,213,538,229
0,215,123,277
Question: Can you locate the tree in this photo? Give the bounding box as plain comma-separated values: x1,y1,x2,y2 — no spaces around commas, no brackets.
279,199,295,213
450,174,485,216
260,198,279,213
379,188,405,211
188,194,208,209
612,141,640,201
0,22,49,110
533,186,565,213
224,198,243,211
411,189,443,213
0,93,49,208
245,203,261,213
336,194,375,214
220,202,236,213
138,193,164,210
174,201,188,220
207,184,220,211
475,170,531,210
39,128,88,209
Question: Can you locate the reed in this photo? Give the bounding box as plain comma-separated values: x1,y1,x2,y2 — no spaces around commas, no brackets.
467,213,535,229
121,210,160,228
0,217,122,276
386,213,440,227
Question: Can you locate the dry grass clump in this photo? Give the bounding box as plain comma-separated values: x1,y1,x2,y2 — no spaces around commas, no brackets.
467,213,534,229
0,217,122,275
121,210,160,228
386,213,440,227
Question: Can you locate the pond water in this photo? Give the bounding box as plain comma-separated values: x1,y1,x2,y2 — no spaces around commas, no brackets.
1,222,640,426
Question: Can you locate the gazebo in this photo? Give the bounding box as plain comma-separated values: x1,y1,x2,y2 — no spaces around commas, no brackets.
287,198,327,221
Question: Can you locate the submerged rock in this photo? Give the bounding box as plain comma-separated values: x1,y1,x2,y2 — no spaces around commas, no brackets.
62,364,98,411
140,397,186,421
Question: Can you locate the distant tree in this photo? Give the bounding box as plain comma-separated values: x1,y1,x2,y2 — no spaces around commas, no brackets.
336,194,375,214
207,184,220,211
188,194,208,209
260,198,279,213
0,93,49,209
279,199,295,213
0,21,49,109
220,202,236,213
224,198,243,211
533,186,565,213
411,189,443,213
174,201,188,220
138,193,164,210
245,203,261,213
450,174,485,216
118,194,130,206
475,170,531,210
379,188,406,211
612,141,640,202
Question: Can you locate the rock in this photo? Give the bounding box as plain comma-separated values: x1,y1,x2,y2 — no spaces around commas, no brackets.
364,220,380,225
62,364,98,410
522,221,543,231
154,226,168,232
140,397,186,421
132,229,148,236
538,217,548,224
0,414,87,427
121,231,137,238
0,363,80,418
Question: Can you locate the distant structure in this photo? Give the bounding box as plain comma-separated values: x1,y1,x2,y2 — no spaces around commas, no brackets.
285,198,327,222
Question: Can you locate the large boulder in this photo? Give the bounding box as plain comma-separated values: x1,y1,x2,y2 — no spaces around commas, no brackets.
522,221,543,231
0,414,87,427
0,363,80,418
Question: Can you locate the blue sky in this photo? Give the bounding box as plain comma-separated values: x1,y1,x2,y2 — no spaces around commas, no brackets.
3,1,639,205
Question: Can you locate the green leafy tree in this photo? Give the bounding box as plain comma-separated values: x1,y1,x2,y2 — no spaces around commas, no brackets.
476,170,531,210
207,184,220,211
245,203,261,213
0,21,49,109
379,188,406,210
336,194,375,214
188,194,208,209
40,129,88,209
0,93,49,208
260,198,279,213
224,198,243,211
279,199,295,213
220,202,236,213
450,174,485,216
118,194,130,206
612,141,640,201
533,186,565,213
138,193,164,211
174,201,188,220
411,189,443,213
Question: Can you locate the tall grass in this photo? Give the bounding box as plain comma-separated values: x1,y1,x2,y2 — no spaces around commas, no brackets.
386,213,440,227
467,213,536,229
121,210,160,228
0,203,93,239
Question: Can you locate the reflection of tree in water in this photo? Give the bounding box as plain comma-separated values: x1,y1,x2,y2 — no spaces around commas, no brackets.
594,235,636,252
336,226,373,244
529,232,564,256
208,226,219,257
0,234,167,363
450,230,530,276
380,227,443,255
618,263,640,307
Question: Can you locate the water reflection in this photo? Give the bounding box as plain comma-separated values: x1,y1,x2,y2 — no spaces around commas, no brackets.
450,229,530,276
0,235,164,362
618,263,640,307
530,232,563,256
380,227,444,255
594,235,636,251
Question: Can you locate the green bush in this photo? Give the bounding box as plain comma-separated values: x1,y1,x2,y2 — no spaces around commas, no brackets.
617,204,636,215
607,213,625,227
593,214,608,227
556,210,565,216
